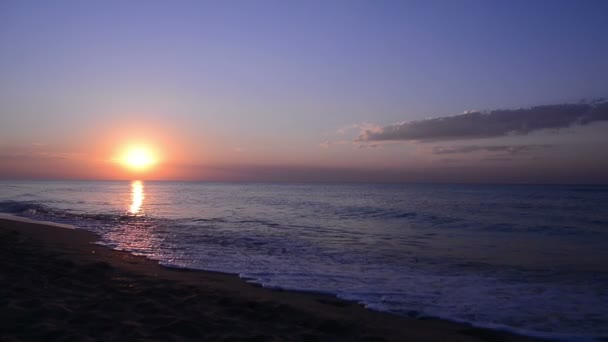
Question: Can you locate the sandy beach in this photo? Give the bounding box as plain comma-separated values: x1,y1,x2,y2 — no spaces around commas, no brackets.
0,217,540,341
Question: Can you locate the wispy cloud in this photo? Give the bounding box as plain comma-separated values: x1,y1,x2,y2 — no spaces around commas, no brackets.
335,123,381,136
432,144,551,155
323,123,386,149
356,143,380,149
0,144,87,161
317,139,356,149
0,151,87,160
356,101,608,142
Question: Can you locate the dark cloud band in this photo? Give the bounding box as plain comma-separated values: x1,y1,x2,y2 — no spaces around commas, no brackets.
357,101,608,142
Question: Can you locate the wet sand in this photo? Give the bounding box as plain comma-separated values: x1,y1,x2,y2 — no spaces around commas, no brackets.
0,217,541,341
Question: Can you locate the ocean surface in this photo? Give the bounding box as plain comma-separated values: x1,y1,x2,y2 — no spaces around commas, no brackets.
1,180,607,340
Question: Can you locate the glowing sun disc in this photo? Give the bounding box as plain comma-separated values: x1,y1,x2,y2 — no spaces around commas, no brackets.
123,147,156,170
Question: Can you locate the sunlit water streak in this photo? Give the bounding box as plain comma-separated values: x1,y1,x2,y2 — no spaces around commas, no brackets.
129,180,144,215
1,180,607,340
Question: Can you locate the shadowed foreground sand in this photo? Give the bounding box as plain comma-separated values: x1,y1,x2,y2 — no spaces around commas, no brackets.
0,218,541,341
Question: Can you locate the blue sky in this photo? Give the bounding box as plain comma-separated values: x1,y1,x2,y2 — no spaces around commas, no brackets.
1,0,607,182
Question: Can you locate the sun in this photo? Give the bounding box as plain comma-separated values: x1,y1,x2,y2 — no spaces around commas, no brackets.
122,147,156,171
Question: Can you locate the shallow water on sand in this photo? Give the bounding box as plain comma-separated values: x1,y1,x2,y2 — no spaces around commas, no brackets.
1,180,607,340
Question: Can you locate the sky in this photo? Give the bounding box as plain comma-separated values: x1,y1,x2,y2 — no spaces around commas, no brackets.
1,0,607,183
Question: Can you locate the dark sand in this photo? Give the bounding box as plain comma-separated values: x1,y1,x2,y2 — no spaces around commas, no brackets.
0,218,542,341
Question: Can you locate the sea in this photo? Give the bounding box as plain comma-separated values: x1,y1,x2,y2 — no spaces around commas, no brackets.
1,180,607,340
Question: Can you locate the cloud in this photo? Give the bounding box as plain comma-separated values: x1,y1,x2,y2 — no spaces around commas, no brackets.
0,144,87,161
0,151,87,160
317,139,358,149
357,101,608,142
336,122,381,135
319,141,330,149
432,144,550,155
356,143,380,149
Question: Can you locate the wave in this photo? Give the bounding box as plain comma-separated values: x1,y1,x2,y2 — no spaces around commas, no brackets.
0,200,50,215
334,205,419,220
0,200,146,224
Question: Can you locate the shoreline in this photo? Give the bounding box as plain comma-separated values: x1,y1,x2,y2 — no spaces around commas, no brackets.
0,216,541,341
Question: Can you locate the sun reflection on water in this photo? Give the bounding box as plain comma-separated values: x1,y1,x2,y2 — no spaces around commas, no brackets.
129,180,144,215
104,179,167,260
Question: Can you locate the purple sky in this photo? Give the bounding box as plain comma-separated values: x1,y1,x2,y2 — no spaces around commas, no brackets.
1,0,607,183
